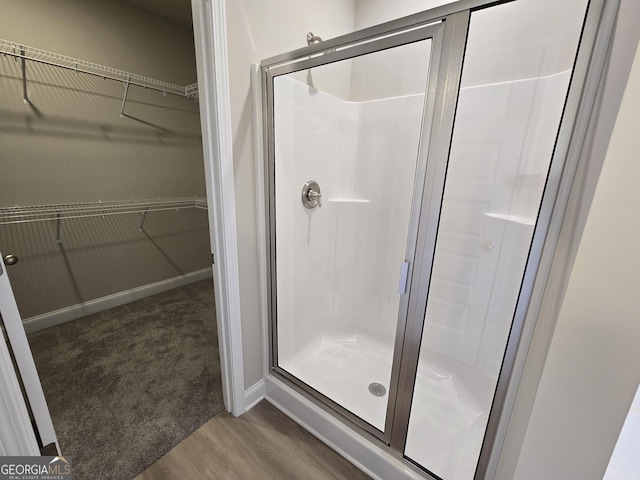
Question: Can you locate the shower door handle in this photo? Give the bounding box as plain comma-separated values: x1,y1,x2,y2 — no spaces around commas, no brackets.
398,261,410,294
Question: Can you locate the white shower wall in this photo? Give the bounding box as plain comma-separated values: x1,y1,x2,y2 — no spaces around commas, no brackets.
424,69,572,379
274,75,424,366
275,64,571,377
404,68,573,480
273,69,573,443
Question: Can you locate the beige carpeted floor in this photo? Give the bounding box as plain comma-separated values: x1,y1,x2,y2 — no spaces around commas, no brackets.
28,279,223,480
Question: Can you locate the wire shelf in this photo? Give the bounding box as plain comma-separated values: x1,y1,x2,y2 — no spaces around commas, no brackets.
0,197,208,226
185,83,199,99
0,39,197,97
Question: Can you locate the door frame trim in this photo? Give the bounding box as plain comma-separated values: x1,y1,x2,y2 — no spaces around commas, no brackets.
0,256,59,453
0,306,41,456
191,0,246,416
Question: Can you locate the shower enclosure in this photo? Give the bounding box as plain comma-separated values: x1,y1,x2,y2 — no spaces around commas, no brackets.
260,0,614,478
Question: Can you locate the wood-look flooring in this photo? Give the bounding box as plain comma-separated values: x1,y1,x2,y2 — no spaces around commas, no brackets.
133,400,373,480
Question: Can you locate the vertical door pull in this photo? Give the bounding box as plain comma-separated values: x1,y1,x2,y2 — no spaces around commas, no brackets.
398,261,410,295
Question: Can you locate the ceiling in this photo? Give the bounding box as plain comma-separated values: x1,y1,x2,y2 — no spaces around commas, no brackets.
120,0,193,30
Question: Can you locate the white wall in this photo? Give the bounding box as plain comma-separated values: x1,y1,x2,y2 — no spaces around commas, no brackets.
354,0,457,30
511,29,640,480
605,384,640,479
0,0,202,205
224,0,356,389
0,0,196,84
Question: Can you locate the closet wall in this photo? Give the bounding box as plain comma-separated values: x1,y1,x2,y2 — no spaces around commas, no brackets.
0,0,210,323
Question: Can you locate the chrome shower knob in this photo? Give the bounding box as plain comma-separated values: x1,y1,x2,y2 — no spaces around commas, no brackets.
302,181,322,209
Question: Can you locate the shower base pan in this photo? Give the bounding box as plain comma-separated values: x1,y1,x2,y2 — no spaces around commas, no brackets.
279,333,490,478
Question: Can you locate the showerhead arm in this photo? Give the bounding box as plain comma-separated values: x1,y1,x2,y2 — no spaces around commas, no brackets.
306,32,322,46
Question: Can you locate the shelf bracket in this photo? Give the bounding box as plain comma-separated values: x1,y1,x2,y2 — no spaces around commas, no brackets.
20,47,30,106
120,76,131,119
138,208,149,232
55,213,62,244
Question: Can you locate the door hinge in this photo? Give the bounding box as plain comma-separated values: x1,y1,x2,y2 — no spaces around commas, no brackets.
40,443,58,456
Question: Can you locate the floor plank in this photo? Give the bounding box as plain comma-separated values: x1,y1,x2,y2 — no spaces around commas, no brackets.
133,401,373,480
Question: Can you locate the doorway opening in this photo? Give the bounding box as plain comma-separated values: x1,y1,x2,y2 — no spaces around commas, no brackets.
0,1,224,478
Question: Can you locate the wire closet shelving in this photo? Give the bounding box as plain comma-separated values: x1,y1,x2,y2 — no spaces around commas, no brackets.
0,38,199,118
0,198,208,225
0,39,198,98
0,41,206,240
0,198,209,243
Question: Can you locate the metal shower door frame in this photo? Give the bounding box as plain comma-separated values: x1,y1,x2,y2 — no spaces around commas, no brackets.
259,0,619,477
384,0,619,478
262,18,448,445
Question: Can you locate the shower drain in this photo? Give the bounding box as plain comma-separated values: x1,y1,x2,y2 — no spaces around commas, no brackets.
368,382,387,397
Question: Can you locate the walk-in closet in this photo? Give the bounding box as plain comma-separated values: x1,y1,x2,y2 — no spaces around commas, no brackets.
0,2,222,479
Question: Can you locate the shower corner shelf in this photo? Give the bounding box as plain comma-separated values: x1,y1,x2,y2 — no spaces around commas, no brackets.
485,212,535,226
327,198,370,203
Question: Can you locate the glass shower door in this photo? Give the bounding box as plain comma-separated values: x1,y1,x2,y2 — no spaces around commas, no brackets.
264,0,611,477
268,26,440,433
402,0,590,478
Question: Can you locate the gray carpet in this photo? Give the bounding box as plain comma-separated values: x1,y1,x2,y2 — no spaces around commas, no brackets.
28,279,224,480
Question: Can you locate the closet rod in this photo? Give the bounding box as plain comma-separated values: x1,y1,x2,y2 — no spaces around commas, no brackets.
0,39,198,98
0,197,208,226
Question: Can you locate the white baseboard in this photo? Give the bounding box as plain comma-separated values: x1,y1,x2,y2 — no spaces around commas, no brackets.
23,268,213,334
264,375,425,480
244,379,266,413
